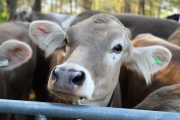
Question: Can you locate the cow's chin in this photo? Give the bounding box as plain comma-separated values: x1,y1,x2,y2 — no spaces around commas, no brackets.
50,91,85,105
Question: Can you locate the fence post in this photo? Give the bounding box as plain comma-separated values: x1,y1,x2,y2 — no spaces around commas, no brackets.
35,115,47,120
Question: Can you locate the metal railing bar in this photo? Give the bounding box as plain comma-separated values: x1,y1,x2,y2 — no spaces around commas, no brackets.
0,99,180,120
35,115,47,120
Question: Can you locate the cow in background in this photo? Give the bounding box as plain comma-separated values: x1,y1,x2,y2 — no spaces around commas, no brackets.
134,83,180,112
168,26,180,45
70,10,180,39
11,8,70,102
10,7,56,102
0,21,37,120
132,26,180,112
28,14,171,107
134,29,180,112
0,40,32,120
166,13,180,23
11,8,71,30
120,33,180,108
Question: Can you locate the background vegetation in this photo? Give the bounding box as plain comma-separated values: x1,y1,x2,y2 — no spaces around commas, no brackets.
1,0,180,23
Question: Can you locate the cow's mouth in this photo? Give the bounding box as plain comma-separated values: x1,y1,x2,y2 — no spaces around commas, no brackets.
49,90,85,104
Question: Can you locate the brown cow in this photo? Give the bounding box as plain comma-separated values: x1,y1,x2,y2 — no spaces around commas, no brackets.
29,14,171,107
134,83,180,112
0,21,37,120
133,25,180,112
120,33,180,108
132,25,180,113
0,40,33,120
168,27,180,45
70,10,180,39
12,9,70,102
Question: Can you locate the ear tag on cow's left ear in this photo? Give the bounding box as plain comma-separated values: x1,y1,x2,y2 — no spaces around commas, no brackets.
0,58,8,67
154,58,162,65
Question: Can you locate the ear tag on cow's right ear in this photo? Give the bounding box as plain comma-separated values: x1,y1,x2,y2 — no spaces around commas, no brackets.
0,58,8,67
154,58,162,65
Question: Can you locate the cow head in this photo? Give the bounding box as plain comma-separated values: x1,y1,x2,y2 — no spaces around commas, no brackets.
0,40,32,70
12,9,28,21
29,14,171,106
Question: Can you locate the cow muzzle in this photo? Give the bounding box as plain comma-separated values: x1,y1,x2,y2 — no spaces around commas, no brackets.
48,63,95,104
48,64,94,104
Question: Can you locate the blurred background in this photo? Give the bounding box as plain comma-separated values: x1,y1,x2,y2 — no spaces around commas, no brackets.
1,0,180,23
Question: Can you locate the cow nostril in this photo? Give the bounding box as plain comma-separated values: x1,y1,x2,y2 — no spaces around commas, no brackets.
52,67,57,80
72,71,85,86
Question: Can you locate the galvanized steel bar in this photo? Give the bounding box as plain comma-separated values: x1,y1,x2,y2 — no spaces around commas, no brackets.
35,115,47,120
0,99,180,120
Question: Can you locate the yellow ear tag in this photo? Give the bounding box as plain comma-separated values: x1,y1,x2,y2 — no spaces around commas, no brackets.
154,58,162,65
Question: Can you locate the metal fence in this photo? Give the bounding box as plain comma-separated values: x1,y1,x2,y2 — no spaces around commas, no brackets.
0,99,180,120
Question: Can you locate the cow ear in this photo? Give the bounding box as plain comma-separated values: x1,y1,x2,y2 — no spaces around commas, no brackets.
0,40,32,70
126,46,172,85
29,20,66,57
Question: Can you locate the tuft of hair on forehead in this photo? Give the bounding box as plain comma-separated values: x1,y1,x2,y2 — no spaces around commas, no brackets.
87,14,132,40
91,14,123,25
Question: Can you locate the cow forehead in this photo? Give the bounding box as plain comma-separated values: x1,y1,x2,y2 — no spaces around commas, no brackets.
66,14,127,47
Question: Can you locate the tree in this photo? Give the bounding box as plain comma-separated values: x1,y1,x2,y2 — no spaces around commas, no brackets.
149,0,153,16
60,0,64,13
124,0,131,13
82,0,92,10
6,0,17,20
70,0,72,14
138,0,145,15
33,0,41,12
0,0,7,23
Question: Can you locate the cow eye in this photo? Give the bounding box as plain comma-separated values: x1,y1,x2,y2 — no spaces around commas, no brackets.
113,44,123,53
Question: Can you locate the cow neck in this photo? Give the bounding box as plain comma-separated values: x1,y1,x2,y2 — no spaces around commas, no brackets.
106,92,114,107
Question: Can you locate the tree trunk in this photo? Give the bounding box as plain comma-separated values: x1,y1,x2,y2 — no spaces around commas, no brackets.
6,0,17,20
124,0,131,13
178,0,180,12
75,0,78,13
70,0,72,14
157,0,162,18
33,0,41,12
138,0,145,15
121,1,124,13
60,0,63,13
149,1,153,16
51,0,54,12
83,0,92,10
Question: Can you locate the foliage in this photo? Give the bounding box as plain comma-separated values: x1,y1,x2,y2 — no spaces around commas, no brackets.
2,0,180,20
0,0,7,23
